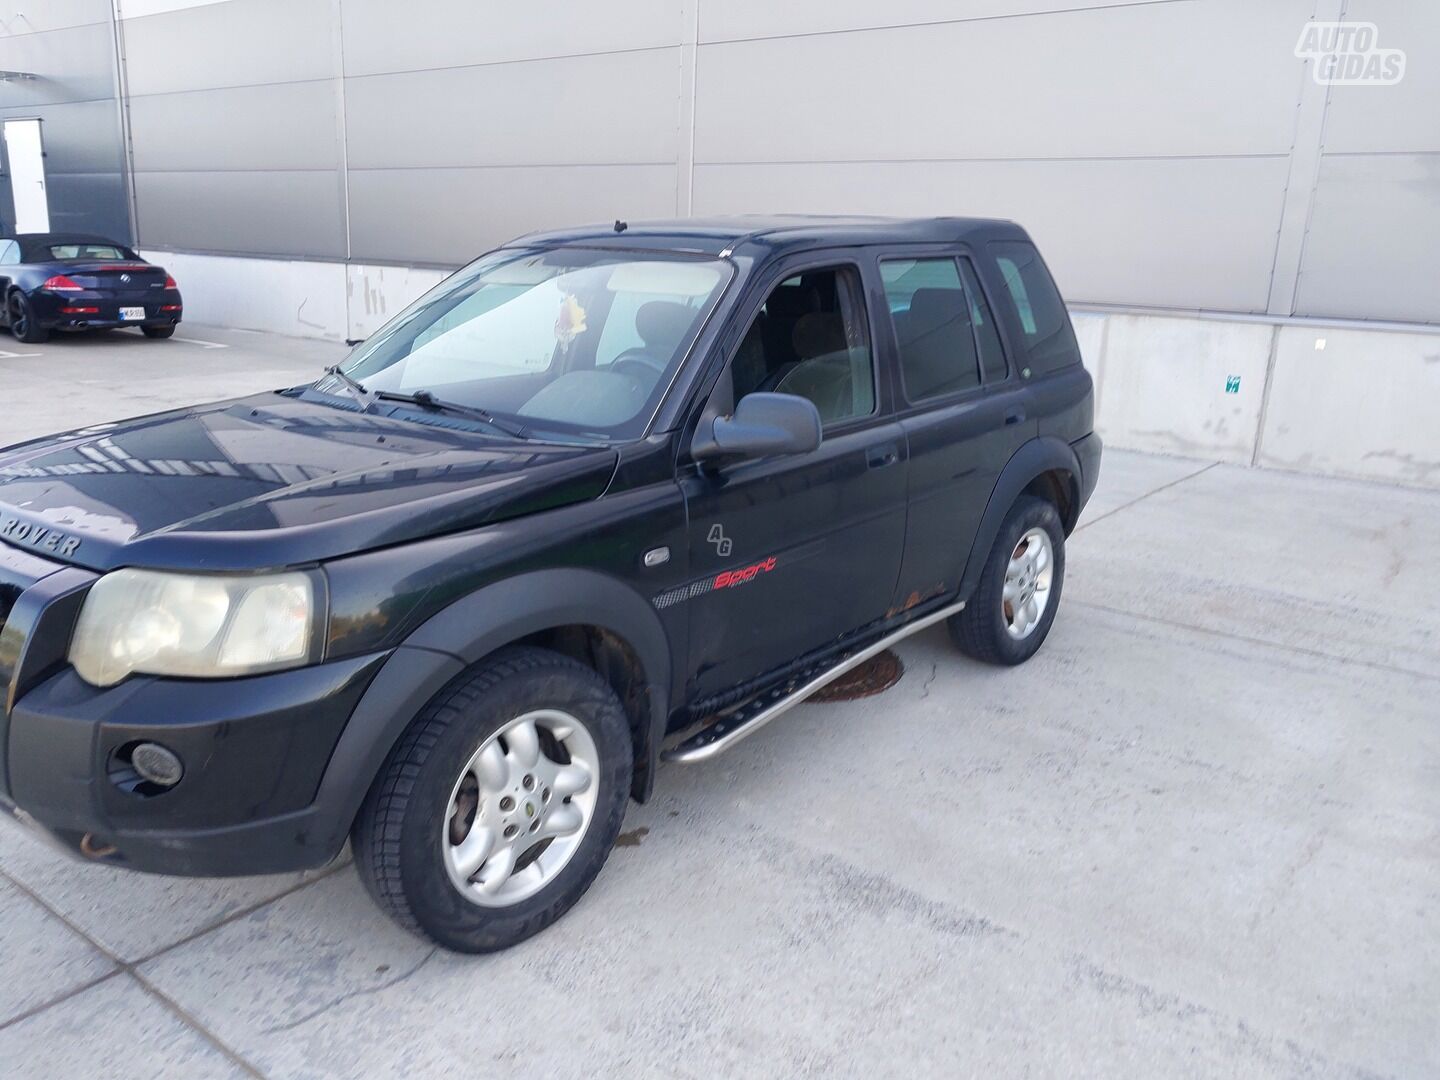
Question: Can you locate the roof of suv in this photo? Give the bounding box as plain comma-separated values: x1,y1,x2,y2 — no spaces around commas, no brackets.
507,214,1028,257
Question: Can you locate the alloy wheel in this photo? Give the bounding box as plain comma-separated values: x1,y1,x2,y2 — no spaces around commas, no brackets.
441,709,599,907
1002,527,1054,640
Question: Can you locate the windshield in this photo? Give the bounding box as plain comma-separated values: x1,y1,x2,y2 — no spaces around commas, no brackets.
340,248,732,441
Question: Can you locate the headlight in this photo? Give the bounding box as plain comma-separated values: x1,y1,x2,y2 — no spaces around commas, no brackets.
70,569,316,687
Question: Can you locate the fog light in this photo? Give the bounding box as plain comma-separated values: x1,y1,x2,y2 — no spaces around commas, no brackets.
131,742,184,788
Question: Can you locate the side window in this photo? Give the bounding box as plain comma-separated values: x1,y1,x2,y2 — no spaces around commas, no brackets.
880,257,979,400
990,240,1079,376
0,240,17,265
732,266,875,426
957,258,1007,382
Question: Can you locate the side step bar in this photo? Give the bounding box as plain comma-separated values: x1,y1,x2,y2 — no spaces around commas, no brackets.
662,598,966,765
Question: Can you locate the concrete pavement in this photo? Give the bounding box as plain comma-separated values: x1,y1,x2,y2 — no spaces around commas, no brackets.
1,327,1436,1078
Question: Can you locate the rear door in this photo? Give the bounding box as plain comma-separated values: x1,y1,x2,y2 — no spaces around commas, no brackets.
678,252,908,698
874,246,1035,608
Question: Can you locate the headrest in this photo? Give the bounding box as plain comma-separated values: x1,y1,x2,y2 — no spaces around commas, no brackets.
792,313,847,359
634,300,696,350
765,285,820,320
905,288,969,338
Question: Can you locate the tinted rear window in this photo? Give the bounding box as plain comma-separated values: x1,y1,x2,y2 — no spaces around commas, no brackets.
989,240,1079,376
21,242,134,262
881,258,980,400
957,258,1007,382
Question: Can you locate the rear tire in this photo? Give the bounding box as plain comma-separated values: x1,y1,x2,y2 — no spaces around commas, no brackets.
7,291,48,344
352,646,632,953
949,495,1065,666
141,325,175,339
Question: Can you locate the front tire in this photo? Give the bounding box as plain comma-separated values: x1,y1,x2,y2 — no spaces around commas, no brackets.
7,291,48,344
352,647,632,953
141,324,176,339
949,495,1066,665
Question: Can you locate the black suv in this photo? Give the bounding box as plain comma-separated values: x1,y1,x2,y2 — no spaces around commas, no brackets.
0,216,1099,952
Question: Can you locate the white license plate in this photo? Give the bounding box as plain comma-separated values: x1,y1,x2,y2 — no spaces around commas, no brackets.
120,306,145,321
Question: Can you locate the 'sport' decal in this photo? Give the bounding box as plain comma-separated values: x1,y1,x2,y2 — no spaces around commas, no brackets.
651,539,824,610
714,556,776,590
653,554,777,609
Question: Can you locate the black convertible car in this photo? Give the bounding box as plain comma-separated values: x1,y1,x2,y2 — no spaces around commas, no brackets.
0,232,183,344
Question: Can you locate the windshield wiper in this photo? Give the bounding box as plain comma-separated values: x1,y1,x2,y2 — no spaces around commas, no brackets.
375,389,530,440
321,365,375,410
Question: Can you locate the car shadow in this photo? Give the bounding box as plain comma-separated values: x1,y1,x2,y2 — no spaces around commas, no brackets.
3,327,170,348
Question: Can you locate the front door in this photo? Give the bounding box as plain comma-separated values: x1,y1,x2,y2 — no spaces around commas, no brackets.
3,120,50,233
679,258,908,698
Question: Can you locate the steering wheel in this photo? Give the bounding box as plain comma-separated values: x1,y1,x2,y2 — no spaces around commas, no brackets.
609,348,668,381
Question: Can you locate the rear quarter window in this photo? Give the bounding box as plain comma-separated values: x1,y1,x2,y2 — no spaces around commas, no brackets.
989,240,1079,377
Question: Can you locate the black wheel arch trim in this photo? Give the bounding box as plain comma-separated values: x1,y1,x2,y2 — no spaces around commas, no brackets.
317,568,673,847
958,435,1084,602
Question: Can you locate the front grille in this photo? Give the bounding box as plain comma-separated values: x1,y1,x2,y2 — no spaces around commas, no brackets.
0,582,19,629
0,581,19,799
0,542,65,799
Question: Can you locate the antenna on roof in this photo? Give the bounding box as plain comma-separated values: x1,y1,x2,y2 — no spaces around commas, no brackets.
613,219,628,233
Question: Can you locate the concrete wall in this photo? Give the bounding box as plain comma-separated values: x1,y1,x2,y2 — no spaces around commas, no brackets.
1080,311,1440,489
139,249,448,341
0,0,130,239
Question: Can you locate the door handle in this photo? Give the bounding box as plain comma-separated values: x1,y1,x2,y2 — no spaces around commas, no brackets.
1004,408,1027,426
866,443,899,469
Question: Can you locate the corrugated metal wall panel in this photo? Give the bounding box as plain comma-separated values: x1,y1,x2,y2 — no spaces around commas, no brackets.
134,170,347,256
84,0,1435,323
0,20,117,104
693,155,1290,313
128,82,342,173
695,1,1307,162
347,164,678,265
0,8,130,240
1294,153,1440,323
340,0,682,76
344,49,681,169
698,0,1146,42
0,0,109,36
120,0,335,95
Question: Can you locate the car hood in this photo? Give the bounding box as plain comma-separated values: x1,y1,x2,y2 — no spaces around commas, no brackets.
0,393,618,572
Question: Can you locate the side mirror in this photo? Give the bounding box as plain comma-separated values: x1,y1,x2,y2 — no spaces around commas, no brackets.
693,392,822,465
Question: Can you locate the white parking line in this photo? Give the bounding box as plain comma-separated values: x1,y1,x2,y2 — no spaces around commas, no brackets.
173,336,229,350
0,348,42,358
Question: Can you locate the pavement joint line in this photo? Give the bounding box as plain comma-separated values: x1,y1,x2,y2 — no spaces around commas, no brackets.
0,856,350,1076
0,970,125,1033
129,858,354,969
1071,598,1440,685
0,862,268,1076
0,864,126,968
126,968,269,1080
1074,459,1219,532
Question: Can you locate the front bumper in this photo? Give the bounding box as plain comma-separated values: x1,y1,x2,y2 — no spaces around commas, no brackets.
3,656,385,876
2,536,468,878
